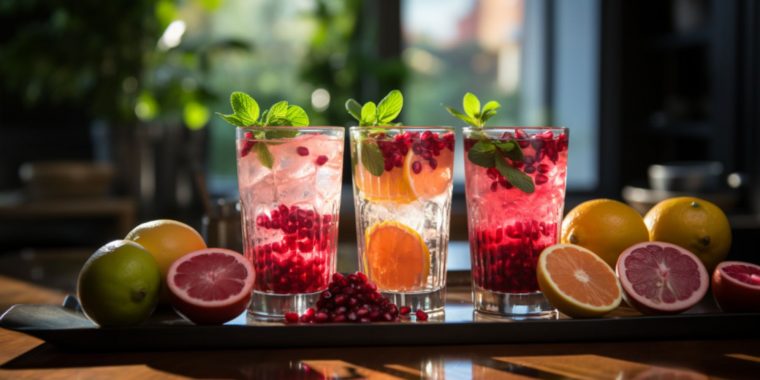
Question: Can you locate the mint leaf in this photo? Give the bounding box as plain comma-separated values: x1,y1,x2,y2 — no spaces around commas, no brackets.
495,156,534,194
467,140,497,168
216,112,248,127
494,141,515,153
361,102,377,126
265,101,289,125
501,142,524,162
346,99,362,122
265,129,299,140
482,100,500,114
360,140,385,176
255,142,274,169
286,105,309,126
230,91,259,125
463,92,481,119
376,89,403,123
445,106,478,127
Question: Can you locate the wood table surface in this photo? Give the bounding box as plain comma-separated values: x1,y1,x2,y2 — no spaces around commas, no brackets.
1,275,759,379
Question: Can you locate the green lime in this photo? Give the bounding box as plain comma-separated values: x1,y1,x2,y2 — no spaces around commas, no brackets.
77,240,161,327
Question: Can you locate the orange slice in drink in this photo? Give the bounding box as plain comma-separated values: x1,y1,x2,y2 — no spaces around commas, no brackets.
354,162,417,204
364,221,430,291
537,244,622,318
404,147,454,200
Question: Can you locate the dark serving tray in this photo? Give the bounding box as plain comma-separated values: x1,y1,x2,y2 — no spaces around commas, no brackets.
2,289,759,352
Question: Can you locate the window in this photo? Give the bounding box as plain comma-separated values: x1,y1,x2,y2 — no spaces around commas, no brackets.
401,0,600,190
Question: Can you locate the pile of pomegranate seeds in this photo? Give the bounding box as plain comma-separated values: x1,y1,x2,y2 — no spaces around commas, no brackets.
250,204,337,293
374,131,455,173
284,272,429,324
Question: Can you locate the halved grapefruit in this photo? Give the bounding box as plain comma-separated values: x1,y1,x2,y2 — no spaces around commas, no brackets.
537,244,622,318
616,242,708,315
167,248,254,325
712,261,760,312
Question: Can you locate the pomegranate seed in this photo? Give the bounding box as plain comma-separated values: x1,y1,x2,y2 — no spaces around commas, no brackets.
412,161,422,174
333,314,347,323
535,174,549,185
538,164,550,173
314,312,329,323
524,165,536,174
415,309,429,321
284,312,299,323
315,155,328,166
400,306,411,315
490,182,498,192
297,146,309,156
428,158,438,170
486,168,499,179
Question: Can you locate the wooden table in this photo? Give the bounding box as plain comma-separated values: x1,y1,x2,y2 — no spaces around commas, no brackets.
1,275,758,379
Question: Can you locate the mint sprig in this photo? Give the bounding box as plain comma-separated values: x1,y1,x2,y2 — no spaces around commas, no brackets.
445,92,534,194
217,92,310,169
345,89,405,176
346,89,404,127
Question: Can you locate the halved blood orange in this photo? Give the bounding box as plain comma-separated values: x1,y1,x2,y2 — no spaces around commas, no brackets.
537,244,622,318
364,221,430,291
404,147,454,200
354,162,416,204
167,248,254,325
712,261,760,312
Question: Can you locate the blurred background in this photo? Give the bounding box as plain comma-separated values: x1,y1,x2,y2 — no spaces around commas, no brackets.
1,0,758,287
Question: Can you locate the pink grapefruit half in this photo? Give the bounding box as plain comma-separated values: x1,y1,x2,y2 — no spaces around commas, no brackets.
712,261,760,313
616,242,708,315
167,248,254,325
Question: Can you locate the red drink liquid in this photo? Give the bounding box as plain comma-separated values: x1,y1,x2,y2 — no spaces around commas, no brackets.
464,128,569,296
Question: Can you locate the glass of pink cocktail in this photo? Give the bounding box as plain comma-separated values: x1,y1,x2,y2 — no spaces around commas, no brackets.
237,126,344,318
463,127,569,316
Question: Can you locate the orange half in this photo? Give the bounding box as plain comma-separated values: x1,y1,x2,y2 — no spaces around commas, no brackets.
364,221,430,291
537,244,622,318
404,148,454,200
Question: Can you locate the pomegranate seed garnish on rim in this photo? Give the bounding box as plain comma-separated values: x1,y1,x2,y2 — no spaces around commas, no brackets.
284,272,432,324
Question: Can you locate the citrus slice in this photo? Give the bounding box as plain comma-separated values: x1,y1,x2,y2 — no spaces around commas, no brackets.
354,162,417,203
404,147,454,199
167,248,254,325
537,244,622,318
364,221,430,291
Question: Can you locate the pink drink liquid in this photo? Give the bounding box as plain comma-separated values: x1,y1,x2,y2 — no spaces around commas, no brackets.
464,129,568,293
237,131,343,294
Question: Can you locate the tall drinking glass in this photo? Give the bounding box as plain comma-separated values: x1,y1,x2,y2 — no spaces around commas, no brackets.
237,126,344,318
463,127,569,315
350,127,455,312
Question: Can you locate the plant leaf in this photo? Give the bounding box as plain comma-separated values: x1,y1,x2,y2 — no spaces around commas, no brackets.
495,156,534,194
265,129,299,140
286,105,309,126
256,142,274,169
345,99,362,122
467,140,497,168
216,112,248,127
268,101,288,120
360,140,385,176
482,100,500,114
445,106,479,127
376,89,403,123
502,142,524,162
494,141,515,153
229,91,259,125
463,92,481,119
361,101,377,126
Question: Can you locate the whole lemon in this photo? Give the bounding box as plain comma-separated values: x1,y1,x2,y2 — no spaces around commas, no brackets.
78,240,161,327
644,197,731,272
561,199,650,267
